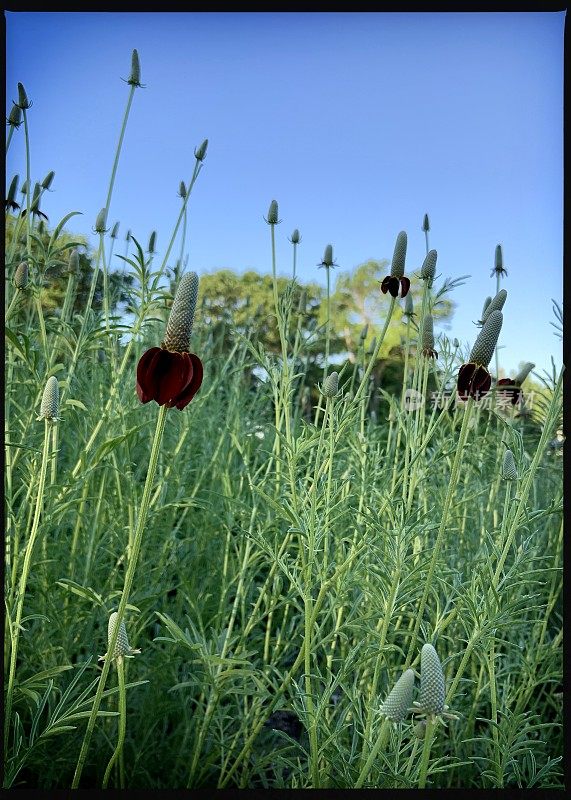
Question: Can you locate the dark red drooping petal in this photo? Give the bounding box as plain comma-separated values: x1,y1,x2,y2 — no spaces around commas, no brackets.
457,362,491,401
136,347,164,404
400,277,411,298
136,347,204,410
380,276,391,294
387,276,400,298
172,353,203,409
496,378,522,406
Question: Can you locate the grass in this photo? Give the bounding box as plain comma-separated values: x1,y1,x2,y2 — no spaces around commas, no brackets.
3,53,563,790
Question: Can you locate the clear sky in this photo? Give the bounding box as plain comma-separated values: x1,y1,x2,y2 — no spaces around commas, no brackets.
6,11,564,376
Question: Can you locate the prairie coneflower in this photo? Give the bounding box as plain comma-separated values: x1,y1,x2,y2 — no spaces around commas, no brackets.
194,138,208,162
136,272,203,410
99,612,141,662
457,310,503,401
381,231,410,298
5,175,20,212
380,669,415,723
318,244,336,269
7,104,22,129
414,643,459,723
496,361,535,406
289,228,301,244
491,244,508,278
421,315,438,359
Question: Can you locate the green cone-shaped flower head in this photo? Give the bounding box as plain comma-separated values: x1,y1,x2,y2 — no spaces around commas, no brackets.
322,371,339,398
321,244,334,267
94,208,108,233
469,310,503,368
404,293,414,317
501,449,518,481
17,82,32,109
266,199,279,224
69,249,80,274
148,230,157,254
422,213,430,233
105,611,140,660
420,249,437,282
41,170,55,190
290,228,300,244
110,221,120,239
482,289,507,323
360,324,369,341
390,231,407,279
480,296,492,321
422,315,435,350
380,668,415,722
8,104,22,128
128,49,142,87
162,272,200,352
179,181,187,199
419,643,445,716
194,138,208,161
7,174,19,204
39,376,60,421
495,244,503,271
515,362,535,385
14,261,29,290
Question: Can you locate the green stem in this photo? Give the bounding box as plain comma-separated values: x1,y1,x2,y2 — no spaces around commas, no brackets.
4,419,51,743
355,717,390,788
418,717,436,788
22,108,32,259
404,397,474,668
102,657,127,788
71,403,168,788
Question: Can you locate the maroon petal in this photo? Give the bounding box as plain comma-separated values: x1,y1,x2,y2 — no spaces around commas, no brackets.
471,365,492,399
172,353,204,409
400,277,411,298
457,363,476,401
136,347,164,403
497,378,521,405
154,351,194,407
388,277,400,298
380,276,391,294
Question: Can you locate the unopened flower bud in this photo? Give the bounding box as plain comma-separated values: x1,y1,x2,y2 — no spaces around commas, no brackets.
194,138,208,161
266,199,279,225
148,230,157,254
494,244,503,272
469,310,503,367
422,315,435,351
360,324,369,341
320,244,334,268
69,249,80,274
367,336,377,356
422,213,430,233
452,337,460,348
322,371,339,398
17,82,32,110
290,228,300,244
178,181,187,198
128,49,143,87
501,449,518,481
94,208,108,233
7,104,22,128
404,293,414,317
380,669,415,723
14,261,29,290
6,175,19,210
101,611,141,662
41,170,55,190
39,376,60,422
110,221,120,239
390,231,407,279
480,296,492,321
162,272,200,352
420,249,437,282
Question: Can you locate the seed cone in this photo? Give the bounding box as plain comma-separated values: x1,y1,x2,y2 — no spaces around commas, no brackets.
162,272,200,352
502,449,518,481
482,289,507,323
322,371,339,397
420,249,437,281
380,669,415,722
39,376,60,421
469,310,503,367
14,261,29,290
390,231,407,279
419,643,445,716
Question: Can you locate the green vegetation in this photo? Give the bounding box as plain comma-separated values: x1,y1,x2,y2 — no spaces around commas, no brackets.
4,54,563,789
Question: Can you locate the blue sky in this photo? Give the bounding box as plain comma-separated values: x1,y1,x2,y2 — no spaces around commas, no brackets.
6,12,564,375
